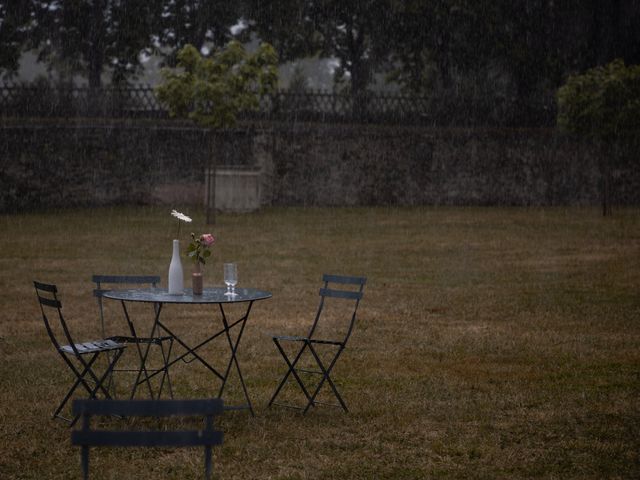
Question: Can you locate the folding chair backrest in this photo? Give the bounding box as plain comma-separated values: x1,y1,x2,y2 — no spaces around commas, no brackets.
307,274,366,345
34,281,80,355
92,275,160,337
72,398,224,480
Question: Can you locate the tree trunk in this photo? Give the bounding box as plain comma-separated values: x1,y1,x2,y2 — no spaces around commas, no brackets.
345,22,370,120
599,142,613,216
88,0,106,93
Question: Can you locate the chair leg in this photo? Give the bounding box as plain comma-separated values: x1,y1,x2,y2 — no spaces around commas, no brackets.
102,350,120,398
130,339,156,399
88,350,123,402
70,349,124,427
304,344,348,414
125,301,158,400
157,338,174,399
53,353,102,421
76,352,119,400
268,339,314,408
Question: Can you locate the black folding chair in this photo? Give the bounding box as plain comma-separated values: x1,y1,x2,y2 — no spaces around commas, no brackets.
268,274,366,414
72,398,224,480
92,275,174,399
34,281,126,425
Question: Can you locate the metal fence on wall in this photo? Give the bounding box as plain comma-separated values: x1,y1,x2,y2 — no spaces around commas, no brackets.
0,83,166,119
0,82,555,126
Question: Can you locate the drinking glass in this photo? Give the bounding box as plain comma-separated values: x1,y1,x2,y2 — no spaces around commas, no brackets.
224,263,238,297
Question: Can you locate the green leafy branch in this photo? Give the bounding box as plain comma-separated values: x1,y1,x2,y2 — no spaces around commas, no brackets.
156,41,279,129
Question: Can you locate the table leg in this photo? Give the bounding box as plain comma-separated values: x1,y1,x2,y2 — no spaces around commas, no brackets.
218,301,255,415
123,300,258,415
155,320,226,381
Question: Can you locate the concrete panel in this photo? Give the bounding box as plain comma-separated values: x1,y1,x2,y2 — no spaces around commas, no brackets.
207,167,262,213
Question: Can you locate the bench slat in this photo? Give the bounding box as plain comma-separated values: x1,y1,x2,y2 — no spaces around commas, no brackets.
72,430,223,448
73,399,223,416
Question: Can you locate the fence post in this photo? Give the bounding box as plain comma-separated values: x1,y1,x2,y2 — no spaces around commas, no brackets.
205,130,216,225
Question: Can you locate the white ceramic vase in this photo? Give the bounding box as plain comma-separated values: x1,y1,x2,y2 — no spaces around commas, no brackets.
168,239,184,294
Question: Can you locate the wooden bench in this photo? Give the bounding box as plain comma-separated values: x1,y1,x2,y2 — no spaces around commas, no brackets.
72,398,224,479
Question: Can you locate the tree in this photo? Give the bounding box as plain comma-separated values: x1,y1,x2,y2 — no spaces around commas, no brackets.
557,59,640,215
491,0,638,124
579,0,640,69
5,1,245,89
29,1,161,89
383,0,485,93
384,0,640,125
156,41,278,128
243,0,393,115
384,1,572,121
156,0,242,66
156,41,278,222
0,1,32,78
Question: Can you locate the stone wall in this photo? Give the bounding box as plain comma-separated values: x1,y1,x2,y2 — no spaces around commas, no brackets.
268,124,638,207
0,121,257,212
0,122,207,211
1,120,638,212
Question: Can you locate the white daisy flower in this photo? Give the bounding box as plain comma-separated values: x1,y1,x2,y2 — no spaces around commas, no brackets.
171,209,192,238
171,209,192,223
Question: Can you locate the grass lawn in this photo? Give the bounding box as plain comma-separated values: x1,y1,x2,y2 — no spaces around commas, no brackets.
0,206,639,479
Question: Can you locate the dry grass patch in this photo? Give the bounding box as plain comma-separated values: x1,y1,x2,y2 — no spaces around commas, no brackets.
1,206,639,479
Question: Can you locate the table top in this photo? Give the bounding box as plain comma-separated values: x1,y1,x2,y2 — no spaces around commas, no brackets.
103,287,272,304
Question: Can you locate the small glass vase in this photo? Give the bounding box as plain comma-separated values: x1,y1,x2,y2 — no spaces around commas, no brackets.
192,262,203,295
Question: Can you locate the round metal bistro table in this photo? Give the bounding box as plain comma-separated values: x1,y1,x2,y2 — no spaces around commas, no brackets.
103,287,272,415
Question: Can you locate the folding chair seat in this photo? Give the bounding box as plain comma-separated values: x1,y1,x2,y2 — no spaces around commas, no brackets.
92,274,174,399
33,281,126,425
72,398,224,480
268,274,366,414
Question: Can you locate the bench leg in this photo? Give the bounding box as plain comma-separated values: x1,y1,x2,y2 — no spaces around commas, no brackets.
81,445,89,480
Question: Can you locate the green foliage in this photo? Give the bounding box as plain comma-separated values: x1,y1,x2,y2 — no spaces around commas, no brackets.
244,0,392,97
156,0,242,66
29,1,160,88
156,42,278,128
0,2,31,76
557,59,640,141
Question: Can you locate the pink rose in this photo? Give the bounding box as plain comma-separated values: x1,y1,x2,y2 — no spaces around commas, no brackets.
200,233,215,246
